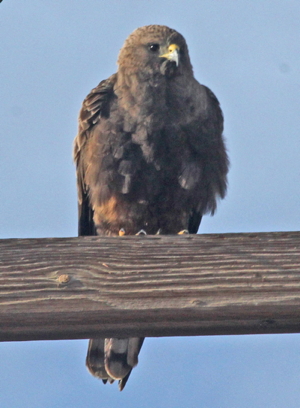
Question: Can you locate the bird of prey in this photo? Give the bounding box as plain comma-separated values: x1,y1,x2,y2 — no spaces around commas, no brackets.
73,25,229,390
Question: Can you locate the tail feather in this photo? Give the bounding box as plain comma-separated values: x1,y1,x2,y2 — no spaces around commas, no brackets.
86,338,114,382
86,337,144,390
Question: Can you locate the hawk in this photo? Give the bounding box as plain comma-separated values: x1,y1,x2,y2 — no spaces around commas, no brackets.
74,25,229,390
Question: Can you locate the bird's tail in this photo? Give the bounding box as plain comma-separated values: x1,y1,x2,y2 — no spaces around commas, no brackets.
86,337,144,391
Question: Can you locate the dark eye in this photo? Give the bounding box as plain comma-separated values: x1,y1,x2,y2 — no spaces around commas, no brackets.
148,43,160,52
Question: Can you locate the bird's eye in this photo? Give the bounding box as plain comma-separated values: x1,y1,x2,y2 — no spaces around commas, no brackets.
148,43,160,52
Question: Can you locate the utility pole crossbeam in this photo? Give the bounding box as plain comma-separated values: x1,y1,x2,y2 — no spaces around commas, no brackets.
0,232,300,342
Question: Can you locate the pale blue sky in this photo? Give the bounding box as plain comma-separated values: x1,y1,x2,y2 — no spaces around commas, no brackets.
1,1,300,407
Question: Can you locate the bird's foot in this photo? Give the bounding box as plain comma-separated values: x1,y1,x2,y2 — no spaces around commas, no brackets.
119,228,126,236
178,229,189,235
136,229,147,236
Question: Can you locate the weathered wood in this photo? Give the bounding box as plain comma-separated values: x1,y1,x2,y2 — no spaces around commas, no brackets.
0,232,300,342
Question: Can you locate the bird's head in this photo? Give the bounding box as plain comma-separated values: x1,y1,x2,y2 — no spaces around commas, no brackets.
117,25,194,80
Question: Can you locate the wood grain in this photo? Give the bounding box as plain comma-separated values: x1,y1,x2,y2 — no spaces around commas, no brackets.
0,232,300,341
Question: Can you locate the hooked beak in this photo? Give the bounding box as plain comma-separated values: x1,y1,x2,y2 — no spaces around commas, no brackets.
159,44,180,66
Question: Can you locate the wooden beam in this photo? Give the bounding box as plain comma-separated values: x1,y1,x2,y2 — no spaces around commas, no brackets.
0,232,300,342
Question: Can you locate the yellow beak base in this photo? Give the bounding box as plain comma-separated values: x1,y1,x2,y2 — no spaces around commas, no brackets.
159,44,180,66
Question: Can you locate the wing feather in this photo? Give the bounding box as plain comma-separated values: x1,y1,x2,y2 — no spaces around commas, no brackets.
73,74,117,236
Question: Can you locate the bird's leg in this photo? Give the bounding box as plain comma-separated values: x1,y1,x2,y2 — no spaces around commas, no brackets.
119,228,126,236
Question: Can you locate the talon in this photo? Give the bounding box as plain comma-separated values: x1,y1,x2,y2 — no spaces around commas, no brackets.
156,229,162,235
136,229,147,236
119,228,126,236
178,229,189,235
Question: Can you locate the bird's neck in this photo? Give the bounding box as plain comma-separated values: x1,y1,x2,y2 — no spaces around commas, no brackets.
115,71,168,123
115,69,196,133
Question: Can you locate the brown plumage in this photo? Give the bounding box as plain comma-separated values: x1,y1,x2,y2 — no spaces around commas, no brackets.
74,25,229,390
